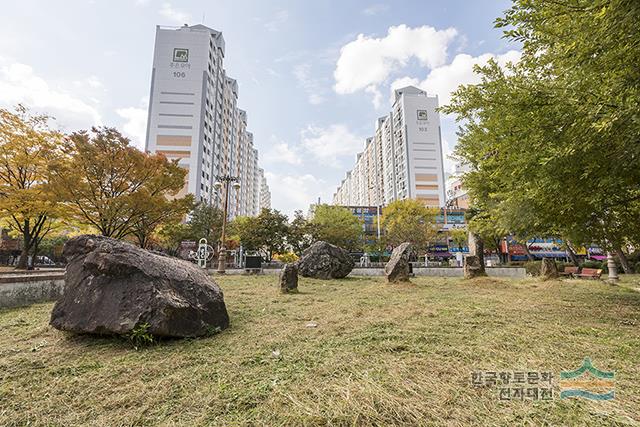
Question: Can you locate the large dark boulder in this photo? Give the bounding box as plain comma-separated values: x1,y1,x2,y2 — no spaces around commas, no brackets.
279,263,299,293
50,235,229,338
385,242,413,283
297,241,354,279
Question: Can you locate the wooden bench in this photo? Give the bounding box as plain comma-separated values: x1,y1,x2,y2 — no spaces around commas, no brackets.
559,266,579,277
575,268,602,279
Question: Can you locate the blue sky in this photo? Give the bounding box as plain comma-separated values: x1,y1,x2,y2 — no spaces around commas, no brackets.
0,0,519,216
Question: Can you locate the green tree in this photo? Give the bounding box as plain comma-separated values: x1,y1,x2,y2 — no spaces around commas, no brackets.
158,222,192,256
449,228,468,251
187,203,223,243
0,105,65,269
310,204,362,251
381,199,438,251
288,210,314,255
230,209,289,261
442,0,640,269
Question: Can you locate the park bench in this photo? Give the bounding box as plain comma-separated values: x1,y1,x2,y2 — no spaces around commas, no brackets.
575,268,602,280
559,266,579,277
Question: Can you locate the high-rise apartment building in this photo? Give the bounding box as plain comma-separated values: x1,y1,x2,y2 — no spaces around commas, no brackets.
259,170,271,211
145,24,268,217
332,86,445,208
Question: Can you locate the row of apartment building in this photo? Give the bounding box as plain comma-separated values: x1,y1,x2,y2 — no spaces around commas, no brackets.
145,24,270,218
333,86,446,208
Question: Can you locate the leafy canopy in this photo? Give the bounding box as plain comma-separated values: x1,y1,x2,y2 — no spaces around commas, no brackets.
310,204,362,251
381,199,438,250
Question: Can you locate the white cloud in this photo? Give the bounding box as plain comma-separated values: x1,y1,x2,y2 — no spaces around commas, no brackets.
263,136,302,166
116,104,148,151
334,24,458,96
73,75,104,91
264,171,330,217
365,85,383,109
0,61,102,130
159,3,192,24
293,63,326,105
391,50,521,109
308,93,324,105
363,4,389,16
301,124,364,167
421,50,521,106
264,10,289,32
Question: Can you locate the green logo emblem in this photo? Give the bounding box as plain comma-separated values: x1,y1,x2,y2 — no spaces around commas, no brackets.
560,358,615,400
173,48,189,63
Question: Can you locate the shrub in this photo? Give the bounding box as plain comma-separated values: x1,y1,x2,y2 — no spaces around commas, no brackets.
273,252,299,264
523,261,541,276
523,259,572,276
127,323,155,349
582,260,603,269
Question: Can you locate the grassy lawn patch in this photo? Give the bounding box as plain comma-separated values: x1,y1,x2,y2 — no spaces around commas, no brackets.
1,275,639,426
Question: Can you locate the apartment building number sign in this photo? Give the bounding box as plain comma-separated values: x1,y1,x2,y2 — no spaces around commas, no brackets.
417,110,429,132
170,48,191,78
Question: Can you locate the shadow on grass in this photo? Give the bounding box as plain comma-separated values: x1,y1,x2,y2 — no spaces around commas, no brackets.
57,325,229,352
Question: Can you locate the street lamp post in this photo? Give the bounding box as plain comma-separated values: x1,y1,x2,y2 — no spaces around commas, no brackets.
214,175,240,274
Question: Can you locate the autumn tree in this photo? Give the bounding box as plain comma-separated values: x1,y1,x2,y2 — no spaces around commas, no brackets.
0,105,65,269
381,199,438,251
131,192,193,249
50,127,192,242
310,204,362,251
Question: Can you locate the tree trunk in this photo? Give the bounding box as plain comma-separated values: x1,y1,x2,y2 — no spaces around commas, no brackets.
492,237,504,264
30,240,41,269
522,241,535,261
565,241,580,266
16,221,31,270
16,248,29,270
615,247,632,274
474,234,486,275
540,258,558,280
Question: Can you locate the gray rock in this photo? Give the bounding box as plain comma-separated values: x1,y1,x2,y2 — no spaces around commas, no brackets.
279,263,298,293
50,235,229,338
464,255,487,279
385,242,413,283
297,241,354,279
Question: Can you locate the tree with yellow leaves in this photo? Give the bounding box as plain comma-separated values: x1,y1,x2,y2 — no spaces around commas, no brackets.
0,105,66,269
381,199,439,251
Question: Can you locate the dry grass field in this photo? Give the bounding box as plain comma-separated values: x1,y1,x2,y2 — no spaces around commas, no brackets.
1,275,639,426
